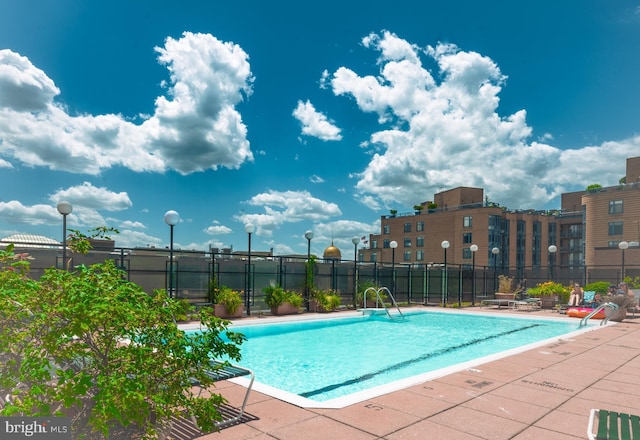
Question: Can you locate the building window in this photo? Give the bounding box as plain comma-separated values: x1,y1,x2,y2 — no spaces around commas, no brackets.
404,222,412,232
462,232,472,244
608,221,623,236
403,251,411,261
416,236,424,247
609,200,623,214
416,221,424,232
462,248,472,259
371,239,378,249
463,216,472,227
383,224,390,234
404,238,412,247
383,239,390,248
416,250,424,261
370,252,377,262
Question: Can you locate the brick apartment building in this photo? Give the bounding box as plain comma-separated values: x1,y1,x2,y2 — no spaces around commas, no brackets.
360,156,640,284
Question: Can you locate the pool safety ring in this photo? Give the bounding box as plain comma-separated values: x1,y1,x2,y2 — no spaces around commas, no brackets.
566,307,605,319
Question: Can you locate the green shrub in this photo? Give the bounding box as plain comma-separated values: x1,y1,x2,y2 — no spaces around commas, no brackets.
0,237,245,439
527,281,570,303
311,289,341,311
213,285,243,314
262,285,303,308
584,281,611,295
356,280,388,306
174,298,193,321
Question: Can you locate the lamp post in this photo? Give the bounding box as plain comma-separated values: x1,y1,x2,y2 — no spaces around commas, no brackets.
491,247,500,294
390,240,398,295
619,241,629,282
548,245,557,282
352,236,360,308
56,201,73,270
304,230,313,310
441,240,450,306
470,244,478,306
163,210,180,298
245,224,256,316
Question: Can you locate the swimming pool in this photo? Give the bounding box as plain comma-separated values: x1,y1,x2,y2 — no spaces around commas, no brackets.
186,309,600,408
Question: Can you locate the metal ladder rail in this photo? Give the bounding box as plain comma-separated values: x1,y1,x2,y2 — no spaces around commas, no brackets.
363,287,404,320
579,302,619,327
378,287,404,320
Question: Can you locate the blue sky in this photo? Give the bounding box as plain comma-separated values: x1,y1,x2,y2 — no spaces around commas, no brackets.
1,1,639,256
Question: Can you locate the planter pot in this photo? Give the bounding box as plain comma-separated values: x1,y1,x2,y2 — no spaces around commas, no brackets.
540,295,558,309
270,303,301,315
608,308,627,322
214,304,244,319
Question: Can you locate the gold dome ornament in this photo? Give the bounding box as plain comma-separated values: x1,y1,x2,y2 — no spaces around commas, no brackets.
323,240,342,260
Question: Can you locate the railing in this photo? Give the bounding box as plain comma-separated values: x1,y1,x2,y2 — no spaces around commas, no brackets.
579,302,619,327
363,287,404,320
3,240,638,312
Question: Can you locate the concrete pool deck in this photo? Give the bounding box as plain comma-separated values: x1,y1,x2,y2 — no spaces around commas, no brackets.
189,306,640,439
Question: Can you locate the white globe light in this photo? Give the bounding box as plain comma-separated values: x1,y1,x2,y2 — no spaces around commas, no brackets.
57,201,73,215
163,210,180,226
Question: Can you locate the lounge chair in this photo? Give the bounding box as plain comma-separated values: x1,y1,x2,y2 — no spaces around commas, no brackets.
588,408,640,439
480,293,515,309
582,291,597,307
190,360,255,429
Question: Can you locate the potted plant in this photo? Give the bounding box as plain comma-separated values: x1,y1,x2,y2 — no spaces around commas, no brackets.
527,281,569,309
495,275,525,301
309,288,341,312
427,202,438,213
413,204,424,215
212,285,244,318
355,280,387,307
263,284,303,315
602,294,635,321
389,209,398,218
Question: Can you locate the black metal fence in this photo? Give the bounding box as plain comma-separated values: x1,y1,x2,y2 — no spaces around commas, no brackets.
5,242,638,314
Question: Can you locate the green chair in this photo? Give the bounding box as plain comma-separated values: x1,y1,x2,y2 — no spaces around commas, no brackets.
588,409,640,440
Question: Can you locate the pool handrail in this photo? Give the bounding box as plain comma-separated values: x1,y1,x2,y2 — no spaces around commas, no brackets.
579,302,618,327
363,287,404,320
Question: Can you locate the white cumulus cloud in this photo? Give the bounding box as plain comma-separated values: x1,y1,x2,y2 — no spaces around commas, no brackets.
292,99,342,141
0,31,254,175
329,31,638,209
236,190,342,236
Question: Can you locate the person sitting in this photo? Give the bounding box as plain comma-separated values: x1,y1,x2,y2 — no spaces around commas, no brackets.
568,283,583,306
588,292,603,308
617,282,631,296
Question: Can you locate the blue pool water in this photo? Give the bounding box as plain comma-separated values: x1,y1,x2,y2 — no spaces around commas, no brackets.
197,310,595,407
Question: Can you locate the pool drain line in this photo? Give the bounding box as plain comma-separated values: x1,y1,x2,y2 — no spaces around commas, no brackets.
299,323,541,398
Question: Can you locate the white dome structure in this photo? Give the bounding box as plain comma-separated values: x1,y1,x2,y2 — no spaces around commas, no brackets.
1,233,60,248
